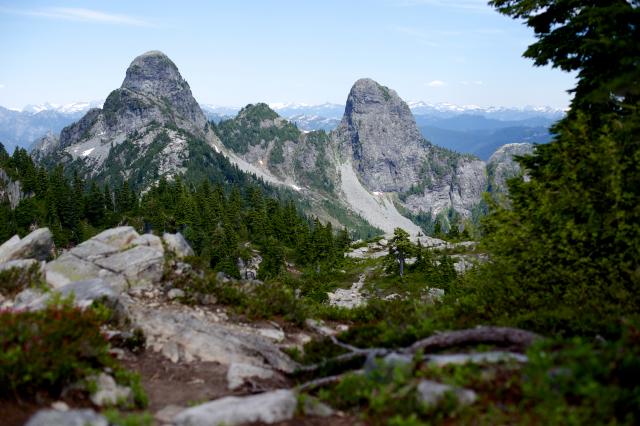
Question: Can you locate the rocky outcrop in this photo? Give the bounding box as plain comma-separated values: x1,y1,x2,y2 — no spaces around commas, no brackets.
487,142,534,192
1,226,297,384
44,227,162,290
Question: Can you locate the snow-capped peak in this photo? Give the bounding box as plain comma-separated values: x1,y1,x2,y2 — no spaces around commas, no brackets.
21,100,104,115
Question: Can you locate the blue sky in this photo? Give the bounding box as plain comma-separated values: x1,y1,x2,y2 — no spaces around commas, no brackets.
0,0,576,109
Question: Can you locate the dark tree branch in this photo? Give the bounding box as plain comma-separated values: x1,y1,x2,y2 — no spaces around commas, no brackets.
405,326,541,354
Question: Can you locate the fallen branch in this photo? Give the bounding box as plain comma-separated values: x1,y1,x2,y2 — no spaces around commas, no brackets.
295,370,363,393
292,326,540,382
295,348,390,373
405,326,541,354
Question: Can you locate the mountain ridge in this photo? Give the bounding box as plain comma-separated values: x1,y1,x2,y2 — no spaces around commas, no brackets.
31,51,532,235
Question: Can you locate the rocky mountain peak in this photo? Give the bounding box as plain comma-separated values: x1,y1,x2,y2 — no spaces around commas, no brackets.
117,50,206,129
344,79,417,129
334,78,428,193
122,51,182,95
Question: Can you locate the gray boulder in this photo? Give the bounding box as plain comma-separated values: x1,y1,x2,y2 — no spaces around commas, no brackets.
174,389,297,426
163,232,195,259
25,409,108,426
416,380,477,407
0,228,54,263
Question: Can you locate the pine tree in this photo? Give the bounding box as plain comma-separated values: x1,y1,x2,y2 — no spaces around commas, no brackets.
388,228,413,277
466,0,640,335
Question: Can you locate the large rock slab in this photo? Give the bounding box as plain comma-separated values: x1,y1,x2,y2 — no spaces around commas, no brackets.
0,228,54,263
174,389,297,426
129,304,297,373
94,245,164,286
25,409,108,426
45,253,127,290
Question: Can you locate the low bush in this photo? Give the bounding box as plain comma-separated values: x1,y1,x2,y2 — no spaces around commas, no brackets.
0,296,148,408
0,297,113,398
0,263,46,296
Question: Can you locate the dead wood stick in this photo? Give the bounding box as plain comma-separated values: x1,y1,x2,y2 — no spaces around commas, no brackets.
295,370,364,392
405,326,541,354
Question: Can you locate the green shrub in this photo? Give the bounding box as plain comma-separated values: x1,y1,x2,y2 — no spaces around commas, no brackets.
104,410,153,426
0,263,46,296
520,320,640,425
0,298,113,397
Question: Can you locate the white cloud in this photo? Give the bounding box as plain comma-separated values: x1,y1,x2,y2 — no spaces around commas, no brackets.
460,80,484,86
0,84,4,89
0,6,154,27
427,80,446,88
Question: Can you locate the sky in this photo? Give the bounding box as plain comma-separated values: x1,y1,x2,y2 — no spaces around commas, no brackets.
0,0,577,110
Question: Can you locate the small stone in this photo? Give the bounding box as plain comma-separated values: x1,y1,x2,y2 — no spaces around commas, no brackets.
51,401,69,411
132,233,164,253
416,380,477,407
89,373,132,407
168,288,185,300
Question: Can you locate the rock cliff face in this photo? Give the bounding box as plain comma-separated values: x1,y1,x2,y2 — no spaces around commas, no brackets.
334,79,427,193
0,168,26,209
487,143,534,192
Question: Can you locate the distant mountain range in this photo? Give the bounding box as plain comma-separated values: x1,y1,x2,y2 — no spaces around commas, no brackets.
1,99,563,160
